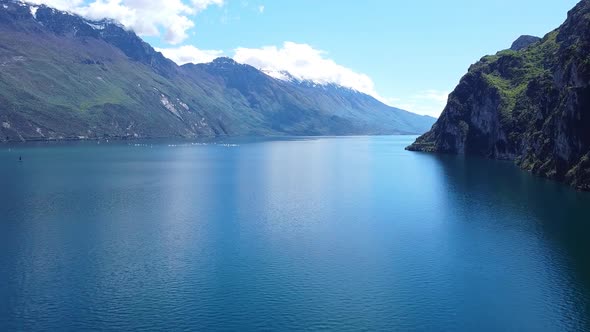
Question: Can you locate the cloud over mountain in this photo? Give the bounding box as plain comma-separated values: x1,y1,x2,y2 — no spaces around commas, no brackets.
233,42,381,99
156,45,223,65
22,1,441,116
24,0,223,44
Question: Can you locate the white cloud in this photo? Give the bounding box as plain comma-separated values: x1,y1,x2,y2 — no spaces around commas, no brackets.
24,0,224,44
156,45,224,65
192,0,224,11
25,0,84,10
233,42,383,100
393,89,449,117
258,5,264,13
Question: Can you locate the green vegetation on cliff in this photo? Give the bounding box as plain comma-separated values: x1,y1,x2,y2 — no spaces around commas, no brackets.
408,0,590,191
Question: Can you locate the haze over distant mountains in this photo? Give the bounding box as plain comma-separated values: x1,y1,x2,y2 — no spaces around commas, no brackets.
0,0,435,142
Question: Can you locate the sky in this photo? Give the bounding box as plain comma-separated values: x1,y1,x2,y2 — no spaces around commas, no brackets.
27,0,580,117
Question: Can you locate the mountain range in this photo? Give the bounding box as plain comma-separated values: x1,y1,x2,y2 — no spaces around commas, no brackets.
408,0,590,190
0,0,435,142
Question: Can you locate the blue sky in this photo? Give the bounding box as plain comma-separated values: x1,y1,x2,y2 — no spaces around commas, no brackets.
32,0,580,116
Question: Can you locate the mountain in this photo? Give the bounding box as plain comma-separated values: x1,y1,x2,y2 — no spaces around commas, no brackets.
0,1,435,141
184,58,436,135
407,0,590,190
509,35,541,51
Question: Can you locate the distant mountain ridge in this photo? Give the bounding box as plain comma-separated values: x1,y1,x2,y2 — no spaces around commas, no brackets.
0,0,435,141
408,0,590,190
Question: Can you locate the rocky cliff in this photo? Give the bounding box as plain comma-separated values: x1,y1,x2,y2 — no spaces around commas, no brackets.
407,0,590,190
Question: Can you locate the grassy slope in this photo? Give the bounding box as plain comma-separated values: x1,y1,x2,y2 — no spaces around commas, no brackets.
0,1,435,140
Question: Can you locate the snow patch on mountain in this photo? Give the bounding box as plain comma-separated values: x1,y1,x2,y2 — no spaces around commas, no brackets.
29,5,38,18
260,68,361,95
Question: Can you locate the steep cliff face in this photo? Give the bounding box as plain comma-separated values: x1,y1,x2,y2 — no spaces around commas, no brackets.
408,0,590,190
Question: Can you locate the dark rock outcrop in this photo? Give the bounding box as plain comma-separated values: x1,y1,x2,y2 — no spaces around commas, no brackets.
408,0,590,191
510,35,541,51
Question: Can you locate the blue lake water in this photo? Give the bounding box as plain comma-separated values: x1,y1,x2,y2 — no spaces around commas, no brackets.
1,136,589,331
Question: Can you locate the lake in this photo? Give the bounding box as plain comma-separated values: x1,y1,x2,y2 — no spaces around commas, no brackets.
1,136,589,331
